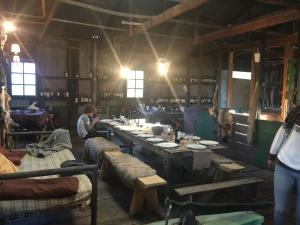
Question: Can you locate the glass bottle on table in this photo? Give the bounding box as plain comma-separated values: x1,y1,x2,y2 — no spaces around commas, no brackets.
175,121,180,144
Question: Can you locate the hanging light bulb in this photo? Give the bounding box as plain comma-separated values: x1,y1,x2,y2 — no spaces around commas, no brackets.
120,66,130,79
157,59,170,77
3,21,15,33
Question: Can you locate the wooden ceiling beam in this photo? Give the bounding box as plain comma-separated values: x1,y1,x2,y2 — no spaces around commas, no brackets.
39,0,59,39
227,32,298,52
194,9,300,45
257,0,300,8
115,0,209,44
206,32,298,55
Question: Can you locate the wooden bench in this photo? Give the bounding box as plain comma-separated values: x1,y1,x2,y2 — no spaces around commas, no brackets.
174,177,264,201
101,151,167,215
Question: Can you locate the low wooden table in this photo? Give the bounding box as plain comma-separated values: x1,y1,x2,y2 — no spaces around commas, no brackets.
145,211,264,225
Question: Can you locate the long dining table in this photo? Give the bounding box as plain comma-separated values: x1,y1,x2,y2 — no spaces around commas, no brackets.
101,120,241,184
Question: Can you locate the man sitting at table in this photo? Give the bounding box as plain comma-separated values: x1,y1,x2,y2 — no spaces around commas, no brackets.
77,103,104,140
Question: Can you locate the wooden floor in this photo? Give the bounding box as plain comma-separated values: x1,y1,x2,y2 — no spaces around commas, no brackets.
1,135,296,225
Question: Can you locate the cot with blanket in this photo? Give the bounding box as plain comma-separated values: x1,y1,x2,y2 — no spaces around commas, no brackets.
0,149,98,225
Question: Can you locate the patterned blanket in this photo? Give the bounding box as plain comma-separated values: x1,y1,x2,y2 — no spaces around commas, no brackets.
84,137,120,165
109,153,156,189
0,149,92,218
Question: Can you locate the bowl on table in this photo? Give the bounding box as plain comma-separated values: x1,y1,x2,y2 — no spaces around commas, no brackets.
151,126,164,135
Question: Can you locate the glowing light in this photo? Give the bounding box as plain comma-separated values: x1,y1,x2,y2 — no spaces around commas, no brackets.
12,55,20,62
3,21,15,33
11,43,20,54
157,60,170,77
120,67,130,79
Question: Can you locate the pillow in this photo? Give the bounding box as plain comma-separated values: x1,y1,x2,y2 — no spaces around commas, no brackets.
0,177,79,200
0,153,17,174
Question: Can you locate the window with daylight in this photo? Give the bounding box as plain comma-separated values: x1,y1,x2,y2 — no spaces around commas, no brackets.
11,62,36,96
127,70,144,98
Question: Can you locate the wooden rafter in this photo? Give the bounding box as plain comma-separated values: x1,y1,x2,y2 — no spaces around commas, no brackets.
115,0,209,44
257,0,300,8
226,32,299,52
40,0,46,19
39,0,59,39
194,9,300,45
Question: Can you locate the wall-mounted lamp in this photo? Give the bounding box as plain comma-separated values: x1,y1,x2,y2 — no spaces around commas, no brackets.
254,49,260,63
11,43,20,54
12,55,20,62
120,66,130,79
11,43,20,62
157,59,170,77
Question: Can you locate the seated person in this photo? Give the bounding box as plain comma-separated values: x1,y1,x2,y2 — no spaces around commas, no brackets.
77,104,100,139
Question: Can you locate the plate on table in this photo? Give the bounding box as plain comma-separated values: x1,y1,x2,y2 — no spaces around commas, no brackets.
191,136,201,141
130,130,145,134
117,126,133,131
137,134,154,138
157,142,178,148
146,138,164,143
101,119,112,123
187,144,207,150
199,140,219,146
108,122,120,126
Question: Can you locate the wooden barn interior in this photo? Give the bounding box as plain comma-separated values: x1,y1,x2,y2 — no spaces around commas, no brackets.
0,0,300,225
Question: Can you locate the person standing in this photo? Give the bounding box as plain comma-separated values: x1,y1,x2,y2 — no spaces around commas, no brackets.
268,105,300,225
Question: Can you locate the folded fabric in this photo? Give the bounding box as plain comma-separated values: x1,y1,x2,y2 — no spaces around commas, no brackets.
0,153,18,174
27,129,72,157
0,146,26,166
0,177,79,200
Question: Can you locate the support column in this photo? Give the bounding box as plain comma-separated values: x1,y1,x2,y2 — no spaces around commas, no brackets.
249,49,258,110
227,52,234,109
92,37,98,104
281,45,293,120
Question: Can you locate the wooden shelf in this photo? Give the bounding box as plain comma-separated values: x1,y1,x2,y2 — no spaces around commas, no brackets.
41,76,93,81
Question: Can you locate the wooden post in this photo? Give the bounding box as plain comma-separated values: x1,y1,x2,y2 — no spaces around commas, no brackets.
281,45,293,120
217,51,223,108
227,52,234,108
92,38,98,104
297,51,300,105
186,60,191,108
249,49,257,109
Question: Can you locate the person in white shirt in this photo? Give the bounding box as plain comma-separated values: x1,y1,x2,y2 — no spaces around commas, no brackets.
77,104,99,139
268,105,300,225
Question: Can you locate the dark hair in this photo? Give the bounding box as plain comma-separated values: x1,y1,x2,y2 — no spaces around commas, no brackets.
83,103,96,114
284,105,300,128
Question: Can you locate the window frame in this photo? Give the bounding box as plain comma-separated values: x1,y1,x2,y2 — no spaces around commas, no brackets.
126,70,144,98
10,61,37,97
